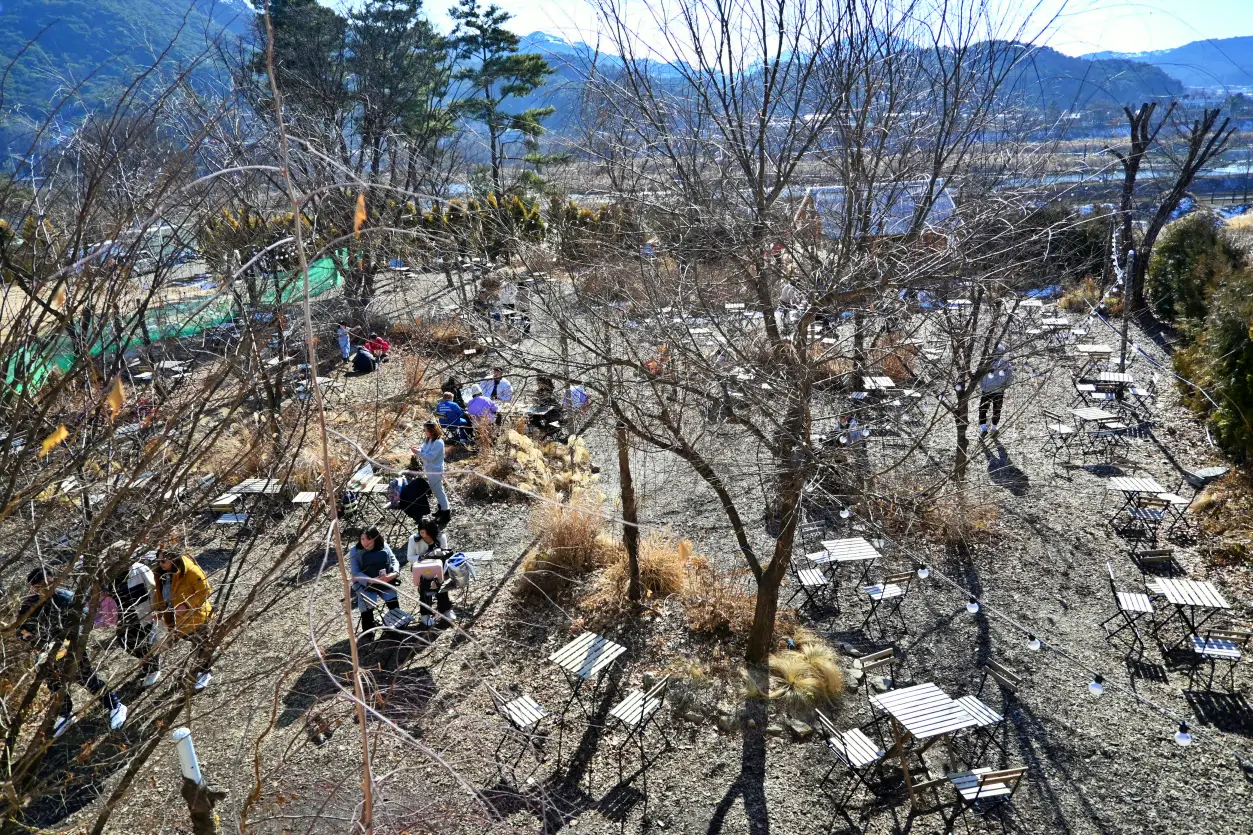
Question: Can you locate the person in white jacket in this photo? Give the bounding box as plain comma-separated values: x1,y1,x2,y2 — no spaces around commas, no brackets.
111,558,162,687
407,520,455,625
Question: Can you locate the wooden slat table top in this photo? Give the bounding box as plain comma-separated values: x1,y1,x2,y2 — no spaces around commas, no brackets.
1158,579,1231,610
503,695,545,728
870,682,978,740
549,631,627,680
1095,371,1136,384
1106,476,1166,494
1040,317,1069,327
1070,407,1119,423
1075,344,1113,354
461,550,494,560
817,537,881,563
229,478,283,495
862,376,895,390
292,491,318,504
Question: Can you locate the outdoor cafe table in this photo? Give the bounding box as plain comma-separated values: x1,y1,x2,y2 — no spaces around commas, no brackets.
862,376,895,391
870,682,979,804
1105,475,1166,525
812,537,882,586
1075,343,1114,376
1071,406,1126,458
549,631,627,717
1153,579,1232,651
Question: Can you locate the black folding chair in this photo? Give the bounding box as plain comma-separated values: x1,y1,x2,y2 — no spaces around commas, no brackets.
859,571,914,637
608,675,671,783
1041,409,1077,477
1100,561,1155,655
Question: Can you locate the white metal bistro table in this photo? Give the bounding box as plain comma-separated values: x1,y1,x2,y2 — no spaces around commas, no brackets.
1071,407,1128,460
1105,476,1165,510
549,631,627,718
862,376,895,391
813,537,882,585
1075,344,1114,376
1154,579,1232,652
870,682,979,804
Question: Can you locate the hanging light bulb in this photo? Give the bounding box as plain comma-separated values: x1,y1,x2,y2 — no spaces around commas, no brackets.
1027,634,1042,651
917,564,931,579
839,507,851,519
1174,721,1192,747
966,597,980,615
1089,675,1105,697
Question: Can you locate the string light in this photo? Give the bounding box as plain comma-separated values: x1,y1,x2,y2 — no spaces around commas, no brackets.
1027,634,1042,651
966,597,980,614
1174,721,1192,747
1089,675,1105,697
916,564,930,579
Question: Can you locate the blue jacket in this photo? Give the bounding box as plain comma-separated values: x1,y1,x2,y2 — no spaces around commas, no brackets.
435,399,465,427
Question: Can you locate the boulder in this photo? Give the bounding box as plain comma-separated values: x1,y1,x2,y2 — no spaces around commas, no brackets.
785,718,814,741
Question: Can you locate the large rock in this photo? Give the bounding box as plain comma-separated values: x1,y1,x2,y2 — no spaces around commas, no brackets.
785,718,814,741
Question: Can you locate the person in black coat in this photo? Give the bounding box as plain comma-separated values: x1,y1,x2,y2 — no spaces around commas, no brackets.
18,567,128,736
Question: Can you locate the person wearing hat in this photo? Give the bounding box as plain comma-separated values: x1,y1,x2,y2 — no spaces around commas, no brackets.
979,345,1014,435
18,567,128,737
466,384,498,423
152,550,215,691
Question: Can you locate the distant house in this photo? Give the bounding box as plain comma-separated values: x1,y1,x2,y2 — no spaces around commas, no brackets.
791,181,958,243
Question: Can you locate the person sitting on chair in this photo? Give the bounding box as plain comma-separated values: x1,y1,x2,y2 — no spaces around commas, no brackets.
434,391,469,442
407,520,455,626
483,366,512,402
466,385,498,424
347,527,400,639
393,458,433,524
564,380,591,412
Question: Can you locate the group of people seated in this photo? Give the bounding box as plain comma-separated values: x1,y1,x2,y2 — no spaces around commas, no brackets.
346,518,458,638
434,366,513,443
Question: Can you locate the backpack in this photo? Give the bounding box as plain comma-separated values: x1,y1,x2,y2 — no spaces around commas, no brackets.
387,476,407,508
338,490,360,519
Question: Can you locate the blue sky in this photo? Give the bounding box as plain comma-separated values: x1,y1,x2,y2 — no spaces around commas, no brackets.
421,0,1253,57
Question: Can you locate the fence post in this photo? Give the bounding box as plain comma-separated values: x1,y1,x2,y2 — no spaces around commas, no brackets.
172,728,227,835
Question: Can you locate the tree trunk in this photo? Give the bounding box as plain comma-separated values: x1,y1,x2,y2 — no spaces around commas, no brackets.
954,388,973,484
746,558,785,664
617,420,641,602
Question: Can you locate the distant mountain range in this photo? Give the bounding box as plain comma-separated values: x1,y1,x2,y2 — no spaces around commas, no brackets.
0,2,1249,160
1084,36,1253,89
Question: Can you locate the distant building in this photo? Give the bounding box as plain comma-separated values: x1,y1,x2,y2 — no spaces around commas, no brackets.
791,181,958,243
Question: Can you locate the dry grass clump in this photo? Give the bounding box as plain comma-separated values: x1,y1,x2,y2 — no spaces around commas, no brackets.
412,315,480,357
474,429,598,501
1192,469,1253,566
681,552,756,639
921,493,999,550
519,495,616,598
1058,276,1102,312
401,355,432,399
580,534,689,617
763,641,845,709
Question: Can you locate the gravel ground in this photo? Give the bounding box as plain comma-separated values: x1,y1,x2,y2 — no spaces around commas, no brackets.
41,276,1251,835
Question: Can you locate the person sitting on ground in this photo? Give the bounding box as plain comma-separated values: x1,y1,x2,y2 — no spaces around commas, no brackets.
407,520,455,626
351,345,378,374
152,550,215,691
482,366,512,402
19,567,128,736
109,556,161,687
466,384,498,424
363,332,390,360
529,375,564,436
347,527,401,638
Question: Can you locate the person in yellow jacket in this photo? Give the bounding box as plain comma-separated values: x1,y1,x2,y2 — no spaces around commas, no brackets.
152,551,214,691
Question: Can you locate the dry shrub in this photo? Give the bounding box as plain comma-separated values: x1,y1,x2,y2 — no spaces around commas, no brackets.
1058,276,1101,312
764,642,845,709
481,430,598,500
519,495,615,597
682,551,756,639
401,355,432,399
872,334,919,382
580,533,688,617
921,493,999,550
413,316,479,357
202,422,268,480
1193,469,1253,567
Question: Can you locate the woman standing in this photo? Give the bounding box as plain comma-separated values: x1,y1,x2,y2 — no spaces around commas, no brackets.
414,422,450,525
347,527,400,637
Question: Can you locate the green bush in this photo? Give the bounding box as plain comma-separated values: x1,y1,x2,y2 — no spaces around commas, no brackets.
1147,212,1244,325
1172,268,1253,462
